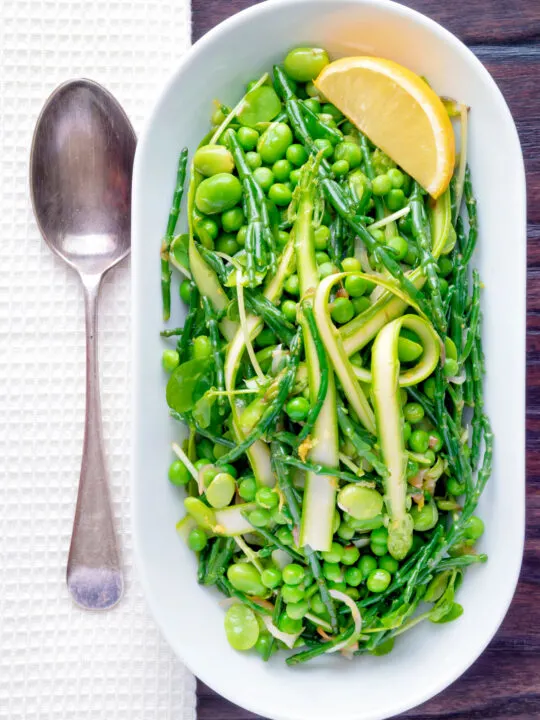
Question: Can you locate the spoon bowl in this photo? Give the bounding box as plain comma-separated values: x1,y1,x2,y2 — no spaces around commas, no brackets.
30,79,136,610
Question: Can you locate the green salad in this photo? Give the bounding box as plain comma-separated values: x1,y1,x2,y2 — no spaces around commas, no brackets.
159,46,492,664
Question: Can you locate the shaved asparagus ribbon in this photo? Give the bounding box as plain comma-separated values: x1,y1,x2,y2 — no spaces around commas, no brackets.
340,189,451,356
314,273,439,430
293,159,339,552
372,314,439,560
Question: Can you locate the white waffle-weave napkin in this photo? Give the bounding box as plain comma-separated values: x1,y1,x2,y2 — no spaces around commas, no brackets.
0,1,197,718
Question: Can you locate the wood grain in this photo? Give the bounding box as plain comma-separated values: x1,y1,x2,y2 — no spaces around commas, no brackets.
191,2,540,717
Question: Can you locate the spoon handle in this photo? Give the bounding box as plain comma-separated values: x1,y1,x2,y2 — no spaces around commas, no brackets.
67,275,124,610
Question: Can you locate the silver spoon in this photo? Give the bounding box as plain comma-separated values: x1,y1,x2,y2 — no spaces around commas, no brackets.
30,79,136,610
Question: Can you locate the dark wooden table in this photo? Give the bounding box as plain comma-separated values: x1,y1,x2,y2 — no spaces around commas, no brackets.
192,2,540,717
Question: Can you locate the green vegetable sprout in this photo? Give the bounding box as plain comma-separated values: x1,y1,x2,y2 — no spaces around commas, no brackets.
161,46,492,664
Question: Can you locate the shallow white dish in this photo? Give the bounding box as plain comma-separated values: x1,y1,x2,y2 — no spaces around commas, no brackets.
132,1,526,718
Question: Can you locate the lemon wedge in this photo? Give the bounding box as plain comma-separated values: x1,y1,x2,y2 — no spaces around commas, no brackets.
315,57,455,198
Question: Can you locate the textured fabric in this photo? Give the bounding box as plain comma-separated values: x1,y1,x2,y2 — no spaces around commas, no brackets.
0,1,196,718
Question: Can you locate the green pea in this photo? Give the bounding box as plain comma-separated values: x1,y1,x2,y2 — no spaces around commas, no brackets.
331,297,354,324
321,102,343,120
284,46,330,82
198,217,219,242
424,377,436,400
283,563,305,586
317,112,337,128
305,81,320,98
439,278,449,297
344,275,366,298
353,297,371,314
271,507,289,525
285,396,310,421
444,336,458,361
403,402,425,424
286,600,309,620
318,262,339,279
313,138,333,158
404,245,418,266
443,357,459,377
213,443,228,460
237,85,282,128
193,145,234,176
398,336,423,363
447,477,465,496
369,227,385,243
337,523,355,540
248,508,271,528
386,235,408,261
359,555,378,577
221,206,245,233
286,143,308,167
331,159,349,177
316,251,330,265
272,159,293,182
236,226,248,247
310,593,326,615
344,566,363,587
237,126,259,151
341,121,357,135
193,334,212,360
188,527,207,552
238,476,257,501
284,273,300,296
465,515,485,540
411,500,439,531
349,353,363,369
245,151,262,170
257,122,293,164
438,256,453,277
322,542,344,564
195,173,242,215
261,567,282,589
372,174,392,196
206,472,236,509
386,188,406,211
179,278,191,304
400,388,408,407
366,568,391,593
409,429,429,453
341,545,360,566
322,562,342,583
371,527,388,545
216,234,239,255
387,168,405,188
200,465,218,489
341,256,361,272
211,108,226,126
193,458,212,471
289,168,301,186
281,299,297,322
162,349,179,372
334,141,362,168
268,182,293,206
278,614,303,635
277,230,290,248
168,459,190,486
314,225,330,250
256,487,279,509
303,97,321,114
224,604,260,650
281,584,305,604
184,497,216,529
378,554,399,574
403,422,412,445
253,166,274,192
